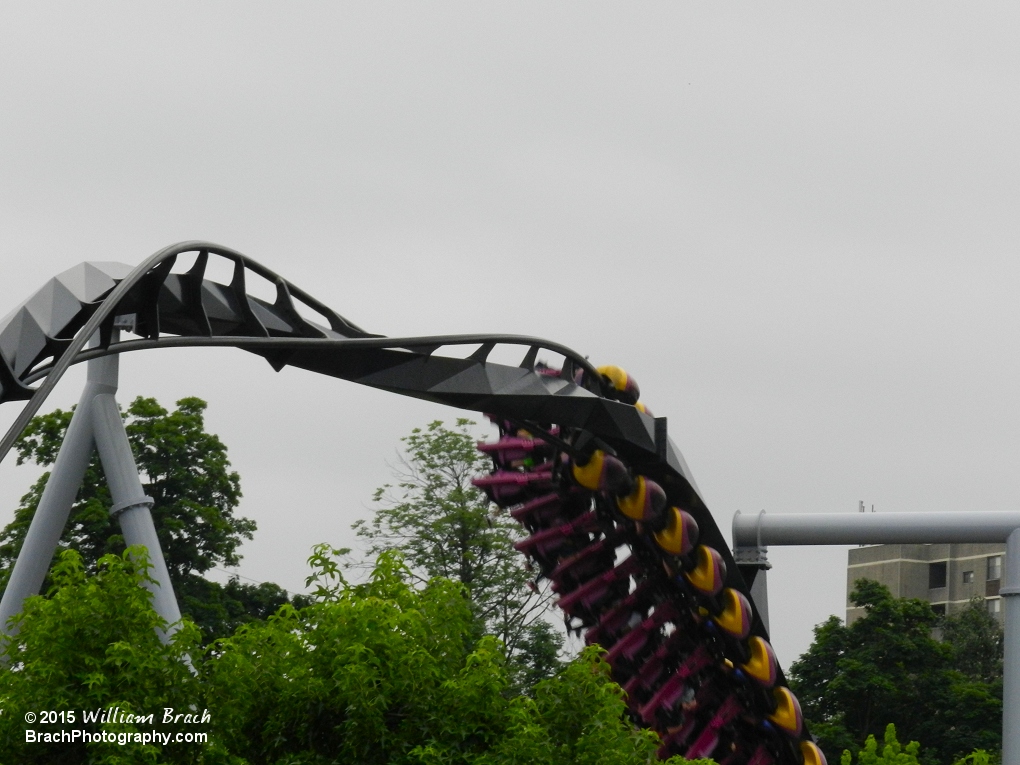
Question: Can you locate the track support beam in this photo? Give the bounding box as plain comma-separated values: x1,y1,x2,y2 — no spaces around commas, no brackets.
733,509,1020,765
1003,528,1020,765
0,332,182,643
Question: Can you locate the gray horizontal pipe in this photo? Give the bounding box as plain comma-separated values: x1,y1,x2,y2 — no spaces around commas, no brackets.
732,510,1020,547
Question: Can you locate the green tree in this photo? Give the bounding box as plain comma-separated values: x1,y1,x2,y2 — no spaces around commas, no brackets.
839,724,922,765
352,420,563,688
838,725,994,765
940,598,1003,684
789,580,1001,765
0,548,208,764
207,545,706,765
0,396,302,642
952,752,995,765
0,541,707,764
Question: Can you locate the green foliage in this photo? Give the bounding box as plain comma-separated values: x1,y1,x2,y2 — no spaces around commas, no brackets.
206,548,480,763
479,648,709,765
0,540,710,764
175,574,311,644
0,548,206,764
953,751,996,765
353,420,563,688
0,408,714,764
0,396,303,642
4,397,249,580
836,725,996,765
839,724,922,765
789,580,1001,764
206,545,699,765
939,598,1003,684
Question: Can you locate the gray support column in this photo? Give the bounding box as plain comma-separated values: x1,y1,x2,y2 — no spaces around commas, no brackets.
732,509,1020,760
1001,528,1020,765
749,566,770,636
733,510,1020,546
733,511,772,635
0,381,101,634
89,351,183,642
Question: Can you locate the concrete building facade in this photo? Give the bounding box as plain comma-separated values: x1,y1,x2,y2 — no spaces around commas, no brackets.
846,543,1005,625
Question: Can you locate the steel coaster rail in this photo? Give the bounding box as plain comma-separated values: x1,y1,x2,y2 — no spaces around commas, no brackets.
20,333,604,386
0,242,225,468
0,242,825,763
0,331,185,643
0,241,602,470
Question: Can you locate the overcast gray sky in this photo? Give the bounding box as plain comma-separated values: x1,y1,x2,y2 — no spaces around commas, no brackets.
2,3,1019,667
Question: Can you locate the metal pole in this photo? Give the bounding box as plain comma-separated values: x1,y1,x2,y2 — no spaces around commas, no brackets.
88,344,183,642
1002,528,1020,765
733,510,1020,547
733,511,772,634
0,380,100,634
0,331,183,644
732,510,1020,763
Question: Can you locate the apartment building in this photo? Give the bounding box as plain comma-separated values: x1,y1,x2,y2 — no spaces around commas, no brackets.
846,543,1005,625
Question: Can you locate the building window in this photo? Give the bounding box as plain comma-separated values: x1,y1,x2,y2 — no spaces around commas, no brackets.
962,570,974,584
930,603,946,617
988,598,1002,616
988,556,1003,581
928,562,947,589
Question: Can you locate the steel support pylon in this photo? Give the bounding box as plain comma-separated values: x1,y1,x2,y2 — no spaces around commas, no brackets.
0,332,182,642
734,510,1020,765
1002,529,1020,765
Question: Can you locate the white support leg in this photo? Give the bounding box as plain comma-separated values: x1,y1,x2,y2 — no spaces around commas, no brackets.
0,381,100,634
0,332,183,644
88,348,183,642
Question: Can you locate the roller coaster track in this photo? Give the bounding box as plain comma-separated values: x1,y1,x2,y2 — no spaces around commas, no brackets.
0,242,825,765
